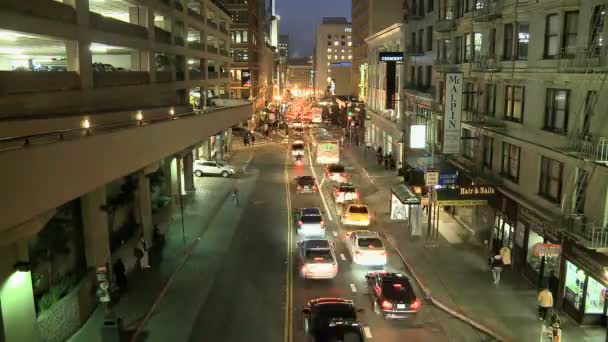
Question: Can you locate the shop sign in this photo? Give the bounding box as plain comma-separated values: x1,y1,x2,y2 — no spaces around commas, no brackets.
443,73,463,154
459,186,495,196
533,243,562,257
439,172,458,185
518,206,555,233
425,168,439,186
437,199,488,206
379,52,405,62
564,243,608,282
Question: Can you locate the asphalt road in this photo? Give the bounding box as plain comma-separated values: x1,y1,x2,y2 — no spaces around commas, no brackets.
181,128,488,342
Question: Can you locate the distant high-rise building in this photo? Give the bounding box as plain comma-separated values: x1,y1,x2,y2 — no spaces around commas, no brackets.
314,17,352,97
278,34,289,61
351,0,403,99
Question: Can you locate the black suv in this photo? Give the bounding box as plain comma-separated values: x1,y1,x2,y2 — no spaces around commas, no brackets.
303,298,364,342
365,272,420,319
295,176,318,194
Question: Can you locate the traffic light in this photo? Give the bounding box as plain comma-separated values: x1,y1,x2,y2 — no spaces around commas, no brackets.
347,111,353,117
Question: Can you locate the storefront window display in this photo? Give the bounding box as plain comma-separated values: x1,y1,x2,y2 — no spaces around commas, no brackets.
494,215,514,250
585,276,607,315
525,231,559,281
564,261,586,310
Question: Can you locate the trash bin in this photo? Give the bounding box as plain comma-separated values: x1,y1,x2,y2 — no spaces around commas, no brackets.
101,317,122,342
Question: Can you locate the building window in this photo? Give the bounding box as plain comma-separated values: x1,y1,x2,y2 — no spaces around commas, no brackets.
462,128,476,159
483,135,493,169
426,65,432,88
418,29,424,53
539,156,563,202
563,11,579,53
348,41,352,46
417,66,423,87
501,142,520,182
327,48,332,53
426,26,433,51
455,36,462,63
544,88,569,134
504,23,514,60
328,34,331,39
545,14,560,58
489,28,496,57
428,0,434,12
463,82,477,111
455,0,464,18
341,35,346,39
485,83,496,116
464,33,472,62
505,85,524,122
590,5,606,56
334,41,339,46
328,41,331,46
582,90,597,136
410,66,415,83
517,23,529,60
473,32,482,62
341,41,346,46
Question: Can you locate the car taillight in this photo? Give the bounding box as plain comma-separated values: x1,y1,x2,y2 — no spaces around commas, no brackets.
298,220,303,226
341,173,347,177
297,185,302,190
301,265,307,273
381,300,393,310
410,299,421,310
320,220,324,226
368,214,372,219
344,213,350,217
313,257,324,261
313,185,317,190
384,251,389,257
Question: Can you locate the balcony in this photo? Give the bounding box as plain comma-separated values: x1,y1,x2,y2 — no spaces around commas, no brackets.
472,56,502,72
433,57,459,72
462,110,506,128
208,71,219,79
435,17,456,32
557,47,608,72
407,47,425,57
220,72,230,78
1,0,76,24
207,45,218,54
189,71,205,80
405,83,435,96
93,71,150,88
89,13,148,39
560,136,608,163
188,41,205,51
563,216,608,250
154,27,172,44
207,20,218,31
187,8,205,23
0,71,80,95
473,0,502,22
220,49,229,57
155,71,172,83
174,36,185,46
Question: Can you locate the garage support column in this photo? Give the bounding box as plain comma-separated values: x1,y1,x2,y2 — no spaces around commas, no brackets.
162,157,175,208
136,172,154,243
182,151,195,192
66,0,93,89
225,128,233,154
80,186,111,269
215,133,224,161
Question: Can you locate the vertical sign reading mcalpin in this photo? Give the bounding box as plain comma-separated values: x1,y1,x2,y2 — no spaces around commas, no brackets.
443,73,463,154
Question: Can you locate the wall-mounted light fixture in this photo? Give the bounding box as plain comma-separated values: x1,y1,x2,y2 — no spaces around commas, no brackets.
136,110,143,125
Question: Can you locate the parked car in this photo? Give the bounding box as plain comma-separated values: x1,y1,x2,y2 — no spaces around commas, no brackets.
193,160,236,177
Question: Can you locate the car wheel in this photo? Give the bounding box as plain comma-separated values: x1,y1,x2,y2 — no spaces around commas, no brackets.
221,171,229,178
194,170,203,177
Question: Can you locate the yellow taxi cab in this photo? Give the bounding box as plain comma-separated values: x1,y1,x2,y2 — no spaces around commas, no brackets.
339,204,371,226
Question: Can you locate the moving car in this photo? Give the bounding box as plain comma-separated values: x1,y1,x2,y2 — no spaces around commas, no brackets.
325,164,347,183
294,208,325,238
340,204,371,226
294,126,305,138
291,141,305,157
193,160,236,177
295,176,318,194
346,230,387,266
334,183,359,204
297,239,338,279
365,272,421,319
303,298,365,342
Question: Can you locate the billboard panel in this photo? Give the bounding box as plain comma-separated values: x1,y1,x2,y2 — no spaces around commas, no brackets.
443,73,463,154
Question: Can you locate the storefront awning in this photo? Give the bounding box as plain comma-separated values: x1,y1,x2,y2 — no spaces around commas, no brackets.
434,186,495,206
392,184,421,205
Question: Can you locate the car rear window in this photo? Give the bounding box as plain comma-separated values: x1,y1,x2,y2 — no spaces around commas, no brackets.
381,280,416,301
348,206,368,214
292,144,304,149
299,177,314,184
329,165,345,172
301,215,322,223
305,249,333,261
357,238,383,248
302,208,321,216
339,186,356,192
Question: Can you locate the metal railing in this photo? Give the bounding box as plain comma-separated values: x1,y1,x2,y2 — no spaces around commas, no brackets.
565,136,608,162
557,46,608,71
473,0,502,21
562,216,608,249
472,55,502,71
435,14,455,32
0,104,252,153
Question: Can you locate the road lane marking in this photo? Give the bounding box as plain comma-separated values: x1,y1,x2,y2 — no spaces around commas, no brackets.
242,153,255,172
306,143,333,221
350,283,357,293
360,166,376,186
340,253,346,261
363,327,373,338
283,149,293,342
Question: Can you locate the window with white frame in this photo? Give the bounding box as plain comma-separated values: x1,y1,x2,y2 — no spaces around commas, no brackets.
539,156,563,203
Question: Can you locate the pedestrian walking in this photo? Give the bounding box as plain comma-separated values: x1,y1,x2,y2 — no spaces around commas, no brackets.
137,235,151,270
537,287,554,320
384,154,390,170
489,254,503,285
243,134,249,147
113,258,127,292
251,133,256,145
232,186,239,205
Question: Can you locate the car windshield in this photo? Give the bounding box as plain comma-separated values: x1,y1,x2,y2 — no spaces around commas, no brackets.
292,144,304,149
305,249,333,261
357,238,382,248
381,280,415,301
329,165,345,173
301,215,322,223
339,186,356,192
299,177,314,184
348,206,368,214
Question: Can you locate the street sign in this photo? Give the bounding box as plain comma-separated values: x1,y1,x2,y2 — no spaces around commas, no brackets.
425,169,439,186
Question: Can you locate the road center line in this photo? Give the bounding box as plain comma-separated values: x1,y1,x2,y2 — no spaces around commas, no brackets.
350,283,357,293
307,143,333,221
283,149,293,342
363,327,373,338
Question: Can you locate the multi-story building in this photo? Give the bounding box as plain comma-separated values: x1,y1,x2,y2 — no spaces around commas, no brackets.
314,17,353,97
278,34,289,94
0,1,252,341
351,0,404,99
287,57,314,96
221,0,265,106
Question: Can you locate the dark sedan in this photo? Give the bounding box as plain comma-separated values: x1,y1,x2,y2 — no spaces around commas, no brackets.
365,272,421,319
303,298,365,342
295,176,318,194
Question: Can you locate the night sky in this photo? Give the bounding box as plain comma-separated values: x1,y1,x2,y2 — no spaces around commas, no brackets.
276,0,351,59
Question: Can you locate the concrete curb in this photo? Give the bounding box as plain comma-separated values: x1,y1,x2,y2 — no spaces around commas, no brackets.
384,232,510,342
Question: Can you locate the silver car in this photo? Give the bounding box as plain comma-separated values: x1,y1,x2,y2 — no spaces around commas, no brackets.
295,207,325,237
297,239,338,279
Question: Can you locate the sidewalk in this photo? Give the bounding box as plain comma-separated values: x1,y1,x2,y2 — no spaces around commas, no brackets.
341,145,605,342
68,151,253,342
